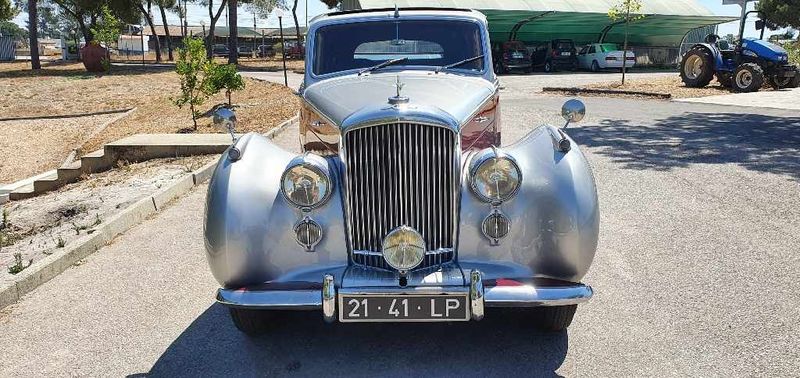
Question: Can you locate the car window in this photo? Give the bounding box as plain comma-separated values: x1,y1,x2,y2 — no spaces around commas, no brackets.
556,41,574,51
588,46,596,54
313,20,484,76
599,43,618,52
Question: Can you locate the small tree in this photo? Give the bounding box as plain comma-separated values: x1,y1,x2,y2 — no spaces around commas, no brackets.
205,64,245,106
174,37,212,130
608,0,645,85
89,5,122,71
758,0,800,31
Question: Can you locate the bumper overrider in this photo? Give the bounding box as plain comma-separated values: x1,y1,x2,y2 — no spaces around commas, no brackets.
215,270,593,323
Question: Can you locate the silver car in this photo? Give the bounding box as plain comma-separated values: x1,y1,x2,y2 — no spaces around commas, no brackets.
205,8,599,335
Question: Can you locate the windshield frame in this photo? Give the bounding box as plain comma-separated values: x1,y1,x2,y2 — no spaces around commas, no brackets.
305,14,492,83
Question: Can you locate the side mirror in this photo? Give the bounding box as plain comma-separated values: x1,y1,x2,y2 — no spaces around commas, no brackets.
213,107,237,142
561,99,586,128
755,20,765,31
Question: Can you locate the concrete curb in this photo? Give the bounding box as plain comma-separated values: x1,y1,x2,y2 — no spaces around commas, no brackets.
542,86,672,99
0,116,297,311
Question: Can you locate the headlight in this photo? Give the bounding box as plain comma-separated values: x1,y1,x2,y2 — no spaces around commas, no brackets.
281,160,332,208
469,148,522,203
382,226,425,272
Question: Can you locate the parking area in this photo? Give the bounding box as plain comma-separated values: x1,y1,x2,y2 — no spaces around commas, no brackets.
1,75,798,376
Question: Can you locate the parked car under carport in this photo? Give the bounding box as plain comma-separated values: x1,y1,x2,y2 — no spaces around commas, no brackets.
577,43,636,72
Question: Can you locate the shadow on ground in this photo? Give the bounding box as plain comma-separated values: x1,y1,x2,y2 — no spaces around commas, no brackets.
131,303,568,377
571,112,800,181
0,61,173,79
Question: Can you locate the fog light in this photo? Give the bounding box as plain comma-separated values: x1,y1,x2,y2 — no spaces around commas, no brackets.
482,210,511,245
294,217,322,252
382,226,425,273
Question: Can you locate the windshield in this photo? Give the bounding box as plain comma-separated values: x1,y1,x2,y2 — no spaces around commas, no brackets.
313,20,484,76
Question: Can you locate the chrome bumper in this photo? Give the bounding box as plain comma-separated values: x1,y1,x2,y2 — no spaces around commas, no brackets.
215,270,593,323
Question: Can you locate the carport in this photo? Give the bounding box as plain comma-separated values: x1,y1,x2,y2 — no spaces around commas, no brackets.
342,0,737,48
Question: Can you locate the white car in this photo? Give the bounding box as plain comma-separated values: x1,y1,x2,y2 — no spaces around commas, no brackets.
577,43,636,72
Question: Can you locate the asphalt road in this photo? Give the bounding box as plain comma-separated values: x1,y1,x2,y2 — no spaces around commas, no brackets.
1,87,799,377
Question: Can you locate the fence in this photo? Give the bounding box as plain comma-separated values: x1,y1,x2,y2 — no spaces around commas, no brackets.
0,37,15,61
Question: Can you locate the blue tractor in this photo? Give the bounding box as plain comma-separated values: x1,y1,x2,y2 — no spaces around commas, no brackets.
680,11,798,92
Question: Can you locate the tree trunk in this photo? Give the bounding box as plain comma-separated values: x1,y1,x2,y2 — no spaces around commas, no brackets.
28,0,41,70
158,3,173,61
227,0,238,64
137,2,162,62
206,0,228,59
291,0,301,44
621,8,630,85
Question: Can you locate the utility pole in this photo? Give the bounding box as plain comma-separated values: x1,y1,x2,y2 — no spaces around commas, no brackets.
253,12,257,53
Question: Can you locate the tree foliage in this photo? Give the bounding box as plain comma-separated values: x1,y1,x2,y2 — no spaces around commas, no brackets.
0,0,16,21
174,37,212,130
205,63,245,106
757,0,800,30
319,0,339,9
89,4,122,48
0,20,26,38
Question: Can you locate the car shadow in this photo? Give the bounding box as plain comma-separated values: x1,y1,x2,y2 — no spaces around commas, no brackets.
130,303,569,377
570,111,800,181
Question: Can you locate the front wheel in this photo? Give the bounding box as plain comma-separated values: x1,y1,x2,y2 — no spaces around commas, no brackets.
788,73,800,88
533,305,577,332
733,63,764,92
769,75,794,89
229,307,275,336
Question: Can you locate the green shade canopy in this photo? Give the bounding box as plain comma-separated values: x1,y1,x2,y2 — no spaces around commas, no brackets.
350,0,738,47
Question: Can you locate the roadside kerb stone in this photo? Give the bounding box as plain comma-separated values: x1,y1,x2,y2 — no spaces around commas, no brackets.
0,116,298,310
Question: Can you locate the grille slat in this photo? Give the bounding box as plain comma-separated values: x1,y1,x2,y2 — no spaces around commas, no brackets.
346,123,456,271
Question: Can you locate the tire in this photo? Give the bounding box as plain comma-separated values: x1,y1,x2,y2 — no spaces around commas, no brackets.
591,61,599,72
733,63,764,92
716,72,732,87
680,46,714,88
229,307,275,336
544,61,553,73
788,73,800,89
769,75,794,90
533,305,577,332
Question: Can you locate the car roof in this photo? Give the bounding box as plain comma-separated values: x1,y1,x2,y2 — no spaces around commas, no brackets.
310,7,486,25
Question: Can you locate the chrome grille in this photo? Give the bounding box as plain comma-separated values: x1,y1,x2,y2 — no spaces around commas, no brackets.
344,123,457,271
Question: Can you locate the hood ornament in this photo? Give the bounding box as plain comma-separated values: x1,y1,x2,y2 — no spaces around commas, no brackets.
388,75,409,106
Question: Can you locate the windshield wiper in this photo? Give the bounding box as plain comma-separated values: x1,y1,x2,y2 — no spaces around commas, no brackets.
435,54,485,74
358,57,409,76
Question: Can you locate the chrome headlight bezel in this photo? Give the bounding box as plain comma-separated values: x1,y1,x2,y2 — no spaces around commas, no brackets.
468,148,522,204
280,155,333,209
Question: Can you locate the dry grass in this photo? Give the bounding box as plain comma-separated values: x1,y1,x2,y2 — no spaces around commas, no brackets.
0,61,300,183
584,75,786,99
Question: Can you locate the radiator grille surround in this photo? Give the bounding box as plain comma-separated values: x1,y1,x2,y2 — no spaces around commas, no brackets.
343,122,458,271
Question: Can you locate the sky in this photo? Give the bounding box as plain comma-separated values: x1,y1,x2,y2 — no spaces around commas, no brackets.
10,0,790,39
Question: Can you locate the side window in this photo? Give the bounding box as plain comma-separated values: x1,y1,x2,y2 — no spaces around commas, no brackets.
578,46,588,55
588,46,596,54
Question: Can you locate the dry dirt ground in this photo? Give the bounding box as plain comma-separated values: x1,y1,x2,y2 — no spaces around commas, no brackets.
584,75,785,99
0,61,299,183
0,113,117,183
0,155,217,284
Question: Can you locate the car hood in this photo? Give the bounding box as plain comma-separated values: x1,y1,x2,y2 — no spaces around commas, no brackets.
302,71,497,128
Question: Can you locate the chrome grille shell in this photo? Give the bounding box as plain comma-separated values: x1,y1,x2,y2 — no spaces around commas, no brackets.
342,122,459,271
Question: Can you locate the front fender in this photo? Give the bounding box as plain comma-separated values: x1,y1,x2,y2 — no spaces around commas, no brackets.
457,125,599,283
204,133,348,288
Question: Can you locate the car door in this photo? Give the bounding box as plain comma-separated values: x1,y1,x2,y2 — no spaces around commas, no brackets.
586,45,598,67
577,46,590,69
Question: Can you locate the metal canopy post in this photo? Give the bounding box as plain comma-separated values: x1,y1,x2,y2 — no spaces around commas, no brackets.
508,11,555,41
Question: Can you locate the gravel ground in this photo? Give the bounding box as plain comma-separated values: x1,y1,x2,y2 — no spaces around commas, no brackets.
0,155,216,284
0,113,117,183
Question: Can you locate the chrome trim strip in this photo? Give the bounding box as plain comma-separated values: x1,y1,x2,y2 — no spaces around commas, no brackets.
216,288,322,310
322,274,336,322
470,270,485,321
483,284,594,307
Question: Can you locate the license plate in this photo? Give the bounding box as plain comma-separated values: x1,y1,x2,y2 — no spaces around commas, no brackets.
512,52,524,59
339,294,469,322
561,52,571,56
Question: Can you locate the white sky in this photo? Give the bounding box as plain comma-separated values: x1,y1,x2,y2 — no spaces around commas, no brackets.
10,0,790,39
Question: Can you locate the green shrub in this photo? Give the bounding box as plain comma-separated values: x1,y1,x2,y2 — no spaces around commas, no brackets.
174,37,214,130
785,41,799,65
204,64,246,106
7,253,32,275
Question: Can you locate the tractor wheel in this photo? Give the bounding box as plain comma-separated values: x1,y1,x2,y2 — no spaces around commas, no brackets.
716,72,732,88
733,63,764,92
768,75,793,89
680,46,714,88
788,73,800,89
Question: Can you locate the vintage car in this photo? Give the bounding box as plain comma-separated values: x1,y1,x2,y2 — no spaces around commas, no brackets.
205,8,599,335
